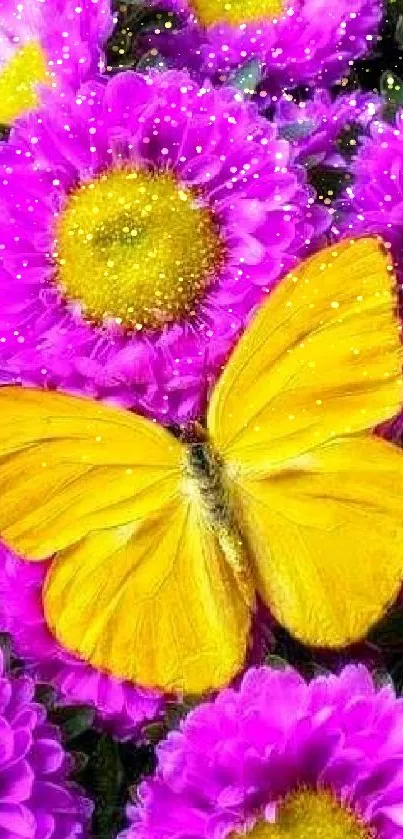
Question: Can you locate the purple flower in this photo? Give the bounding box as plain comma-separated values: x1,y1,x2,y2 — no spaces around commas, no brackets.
0,69,328,424
334,109,403,441
121,664,403,839
0,647,91,838
335,109,403,250
0,547,163,741
274,89,381,168
0,0,114,123
141,0,382,96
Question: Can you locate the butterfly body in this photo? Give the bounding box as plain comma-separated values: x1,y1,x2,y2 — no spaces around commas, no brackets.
0,238,403,695
184,439,253,605
185,439,229,523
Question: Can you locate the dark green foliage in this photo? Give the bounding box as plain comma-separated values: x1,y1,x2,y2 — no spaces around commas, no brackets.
74,732,156,838
50,705,96,742
106,2,180,71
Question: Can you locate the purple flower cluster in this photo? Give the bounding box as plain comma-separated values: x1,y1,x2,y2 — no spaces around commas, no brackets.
334,108,403,440
141,0,382,95
0,648,91,838
274,89,381,168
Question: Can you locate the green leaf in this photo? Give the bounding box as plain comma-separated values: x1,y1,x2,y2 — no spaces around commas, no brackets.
395,14,403,46
265,654,289,670
136,49,168,71
381,70,403,105
141,722,168,746
34,683,58,710
380,71,403,123
389,0,403,16
279,118,317,144
91,735,124,839
230,60,262,96
138,10,180,35
50,705,95,742
143,696,201,744
0,634,12,671
71,751,90,773
389,656,403,694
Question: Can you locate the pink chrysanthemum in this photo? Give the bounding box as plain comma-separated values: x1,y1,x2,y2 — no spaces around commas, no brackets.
0,647,91,838
334,108,403,441
0,546,163,740
141,0,382,96
0,0,114,124
274,89,381,168
0,70,328,424
335,109,403,253
121,664,403,839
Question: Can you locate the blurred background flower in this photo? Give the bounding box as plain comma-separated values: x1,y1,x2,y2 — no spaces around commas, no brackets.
332,103,403,441
0,0,114,124
137,0,382,97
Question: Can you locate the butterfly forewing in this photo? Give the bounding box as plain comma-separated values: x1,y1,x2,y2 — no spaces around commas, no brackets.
208,237,402,470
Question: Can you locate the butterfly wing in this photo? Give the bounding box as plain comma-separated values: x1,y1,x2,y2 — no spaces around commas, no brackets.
208,237,402,466
44,500,251,695
0,387,250,693
207,237,403,647
230,434,403,647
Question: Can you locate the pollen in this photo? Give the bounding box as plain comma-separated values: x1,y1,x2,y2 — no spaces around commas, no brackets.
0,41,49,125
54,167,224,331
234,788,374,839
190,0,284,27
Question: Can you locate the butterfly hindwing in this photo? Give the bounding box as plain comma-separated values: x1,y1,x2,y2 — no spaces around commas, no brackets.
44,498,251,694
230,434,403,647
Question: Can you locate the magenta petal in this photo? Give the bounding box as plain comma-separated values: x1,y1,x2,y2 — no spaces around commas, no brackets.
28,741,64,776
0,761,34,804
0,804,35,838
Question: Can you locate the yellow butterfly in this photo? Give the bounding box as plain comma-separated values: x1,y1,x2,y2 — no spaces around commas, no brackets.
0,236,402,696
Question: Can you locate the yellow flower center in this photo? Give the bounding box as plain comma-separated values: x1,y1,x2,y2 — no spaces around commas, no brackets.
234,789,374,839
54,167,224,331
0,41,49,124
190,0,284,27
